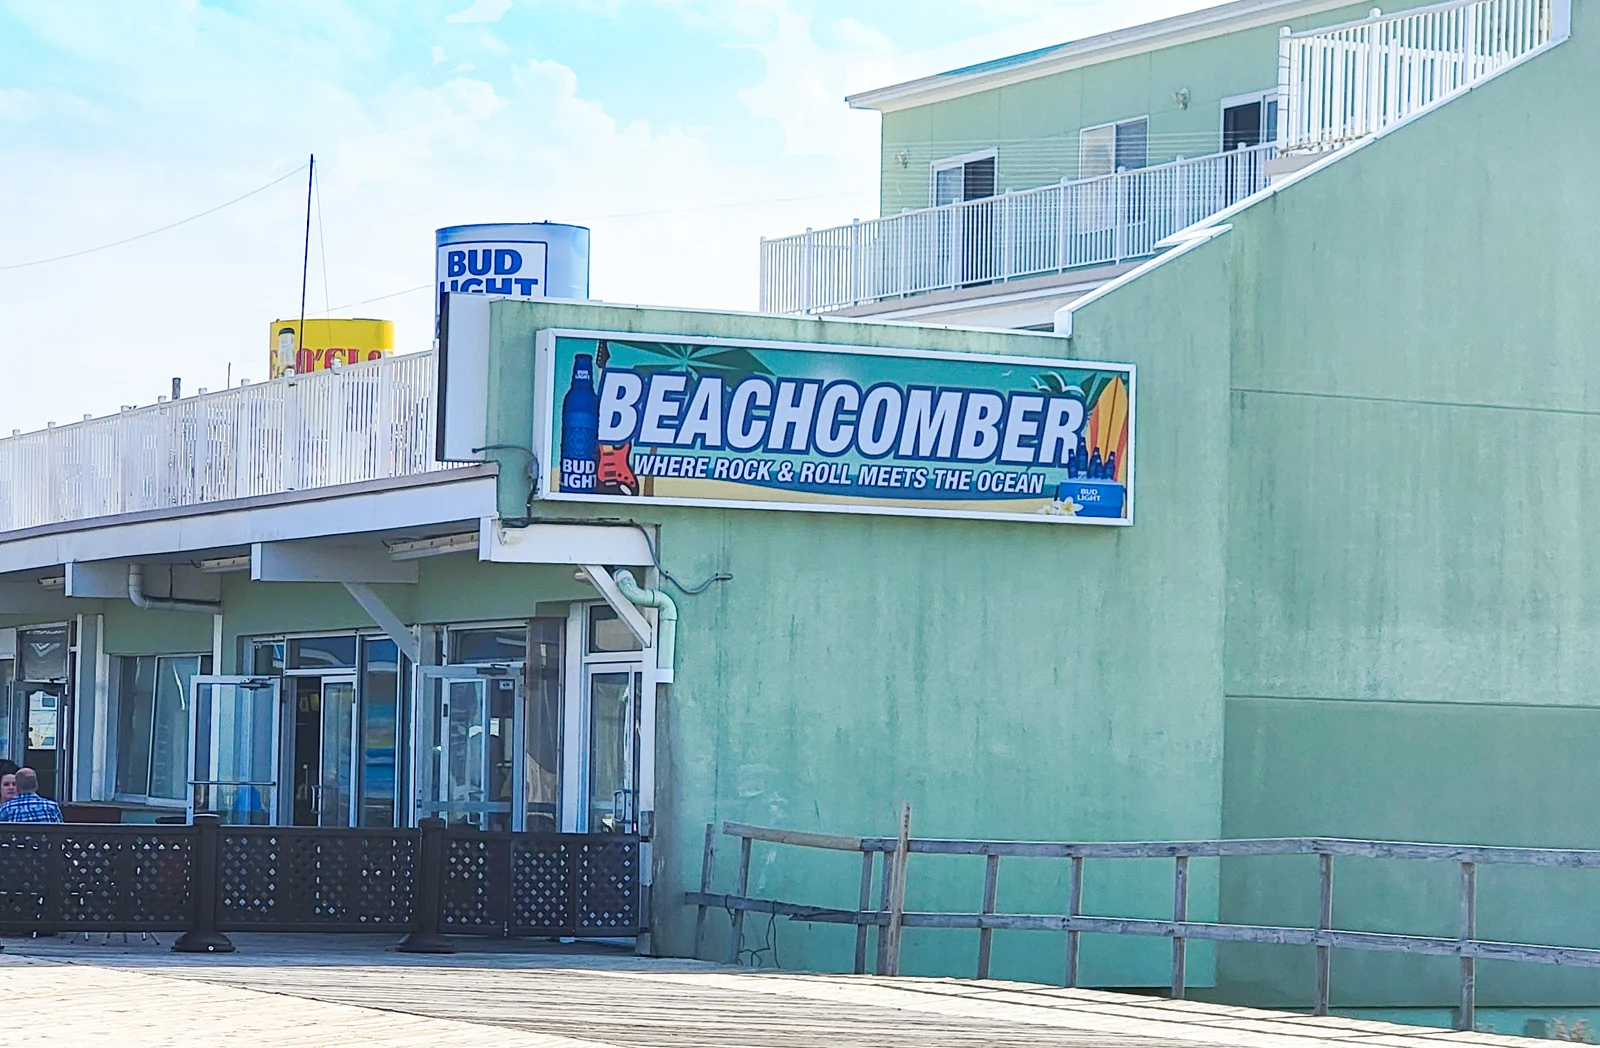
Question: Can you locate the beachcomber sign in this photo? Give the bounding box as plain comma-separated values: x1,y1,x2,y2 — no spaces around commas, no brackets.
533,330,1135,525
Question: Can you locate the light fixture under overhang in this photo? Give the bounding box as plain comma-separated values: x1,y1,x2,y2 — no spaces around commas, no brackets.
37,575,64,589
197,555,251,573
386,532,479,561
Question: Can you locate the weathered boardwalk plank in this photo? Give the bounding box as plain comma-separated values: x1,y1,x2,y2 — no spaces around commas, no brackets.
0,935,1539,1047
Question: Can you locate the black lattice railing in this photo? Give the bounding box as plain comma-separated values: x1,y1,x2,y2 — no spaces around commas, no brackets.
0,827,193,933
0,818,642,950
219,828,416,931
443,831,641,937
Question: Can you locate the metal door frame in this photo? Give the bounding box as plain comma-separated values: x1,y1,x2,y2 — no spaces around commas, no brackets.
187,675,283,824
410,663,526,830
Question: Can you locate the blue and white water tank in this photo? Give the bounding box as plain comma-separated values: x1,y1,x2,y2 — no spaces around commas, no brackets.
435,222,591,305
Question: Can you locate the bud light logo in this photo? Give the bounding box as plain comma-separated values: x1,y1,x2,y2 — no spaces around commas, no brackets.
435,240,549,299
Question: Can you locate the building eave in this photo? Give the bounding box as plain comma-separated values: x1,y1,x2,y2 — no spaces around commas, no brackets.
846,0,1358,114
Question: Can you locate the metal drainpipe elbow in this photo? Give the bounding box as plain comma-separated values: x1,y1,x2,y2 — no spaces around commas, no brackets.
612,568,677,683
128,563,222,614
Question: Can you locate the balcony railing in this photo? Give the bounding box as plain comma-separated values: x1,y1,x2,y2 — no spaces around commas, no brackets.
0,350,441,533
760,144,1274,315
1279,0,1559,153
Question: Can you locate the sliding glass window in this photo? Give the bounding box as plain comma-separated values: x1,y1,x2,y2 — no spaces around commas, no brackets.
113,655,208,806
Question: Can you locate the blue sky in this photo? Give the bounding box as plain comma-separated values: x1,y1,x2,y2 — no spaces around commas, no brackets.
0,0,1213,431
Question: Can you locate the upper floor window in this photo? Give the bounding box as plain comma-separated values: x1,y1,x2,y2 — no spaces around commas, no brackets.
1079,118,1148,179
930,150,996,207
1222,90,1279,151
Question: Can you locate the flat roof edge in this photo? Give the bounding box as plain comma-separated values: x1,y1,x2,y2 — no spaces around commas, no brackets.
847,0,1353,113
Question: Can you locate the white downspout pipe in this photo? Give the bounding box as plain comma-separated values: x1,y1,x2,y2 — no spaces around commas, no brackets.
612,569,676,684
128,563,221,614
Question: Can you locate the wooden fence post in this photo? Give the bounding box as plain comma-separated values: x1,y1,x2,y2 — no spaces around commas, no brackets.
977,853,1000,979
855,849,876,975
1171,855,1189,999
693,823,715,960
879,802,913,976
1315,852,1333,1015
725,834,752,965
1065,854,1084,987
173,814,234,954
1458,862,1477,1031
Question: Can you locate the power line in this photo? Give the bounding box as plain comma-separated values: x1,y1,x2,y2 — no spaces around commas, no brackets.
309,283,433,316
0,163,310,272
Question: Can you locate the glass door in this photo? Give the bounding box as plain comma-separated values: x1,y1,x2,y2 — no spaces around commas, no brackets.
319,677,358,827
413,666,522,830
584,667,641,833
189,676,281,824
20,683,65,799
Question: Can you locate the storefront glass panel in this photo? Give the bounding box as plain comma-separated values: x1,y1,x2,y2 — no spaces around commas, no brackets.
19,625,68,682
0,659,15,765
525,620,563,831
288,635,357,671
190,677,279,824
114,655,204,805
360,637,400,828
586,669,638,833
449,626,526,663
586,606,642,654
320,679,356,825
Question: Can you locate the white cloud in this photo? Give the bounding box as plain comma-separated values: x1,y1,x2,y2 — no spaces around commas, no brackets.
0,87,36,120
431,45,447,65
445,0,515,23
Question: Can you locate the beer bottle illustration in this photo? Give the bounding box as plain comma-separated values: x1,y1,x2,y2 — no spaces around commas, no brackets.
560,353,599,492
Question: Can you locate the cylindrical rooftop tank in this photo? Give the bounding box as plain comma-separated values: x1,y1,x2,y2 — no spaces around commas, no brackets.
434,222,590,305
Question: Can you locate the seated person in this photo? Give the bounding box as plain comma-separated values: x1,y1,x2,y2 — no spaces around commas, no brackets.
0,767,63,823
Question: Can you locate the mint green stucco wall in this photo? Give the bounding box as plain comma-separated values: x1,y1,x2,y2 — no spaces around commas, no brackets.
483,299,1230,985
876,2,1411,214
1067,1,1600,1013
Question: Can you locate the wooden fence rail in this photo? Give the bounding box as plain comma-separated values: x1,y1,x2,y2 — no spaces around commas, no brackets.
686,804,1600,1032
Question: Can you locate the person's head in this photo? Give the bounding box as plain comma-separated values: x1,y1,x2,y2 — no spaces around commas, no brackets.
13,768,39,796
0,774,14,802
0,758,17,779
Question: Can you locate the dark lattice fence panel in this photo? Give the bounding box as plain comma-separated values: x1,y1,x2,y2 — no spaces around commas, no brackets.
219,828,416,931
0,827,192,932
0,824,638,940
511,837,573,935
441,831,510,934
574,836,641,936
508,834,640,937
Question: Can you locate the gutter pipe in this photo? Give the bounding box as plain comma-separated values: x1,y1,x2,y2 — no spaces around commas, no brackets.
128,563,222,614
612,568,677,683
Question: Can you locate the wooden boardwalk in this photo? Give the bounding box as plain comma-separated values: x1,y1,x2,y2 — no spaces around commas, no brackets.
0,935,1536,1047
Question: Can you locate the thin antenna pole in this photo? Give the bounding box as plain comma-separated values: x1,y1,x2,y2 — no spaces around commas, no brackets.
297,153,314,364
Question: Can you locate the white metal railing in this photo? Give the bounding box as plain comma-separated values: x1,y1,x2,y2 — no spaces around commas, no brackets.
0,351,442,533
1279,0,1558,153
760,144,1274,314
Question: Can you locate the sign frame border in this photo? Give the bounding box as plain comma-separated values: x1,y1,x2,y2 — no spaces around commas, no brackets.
531,327,1136,527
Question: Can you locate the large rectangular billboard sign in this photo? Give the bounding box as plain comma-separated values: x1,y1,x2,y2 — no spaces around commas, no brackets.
533,330,1135,525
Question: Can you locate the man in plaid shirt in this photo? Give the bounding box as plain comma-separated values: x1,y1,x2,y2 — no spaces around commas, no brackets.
0,768,62,823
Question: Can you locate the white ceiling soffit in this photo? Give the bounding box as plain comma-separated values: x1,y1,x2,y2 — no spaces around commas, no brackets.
251,541,420,584
480,521,654,567
847,0,1357,113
